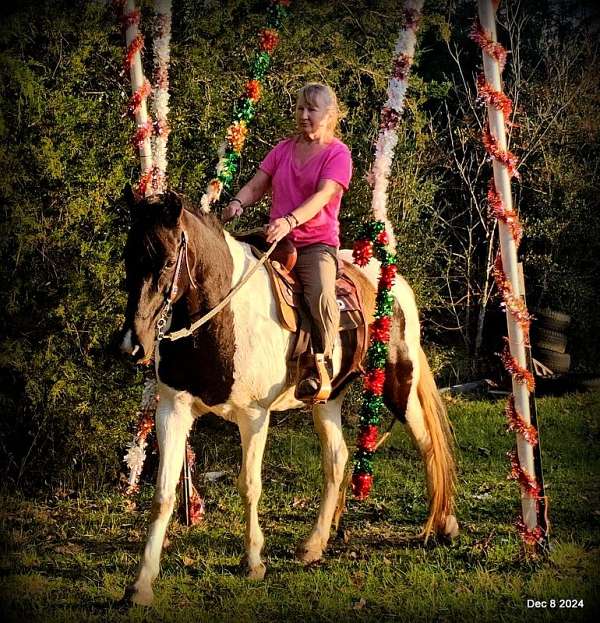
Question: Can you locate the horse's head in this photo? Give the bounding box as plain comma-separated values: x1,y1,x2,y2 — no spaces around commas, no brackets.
119,187,187,364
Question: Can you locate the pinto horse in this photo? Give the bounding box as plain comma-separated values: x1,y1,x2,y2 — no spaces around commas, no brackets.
119,190,458,605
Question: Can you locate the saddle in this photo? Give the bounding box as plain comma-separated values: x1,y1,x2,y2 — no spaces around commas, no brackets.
234,229,375,397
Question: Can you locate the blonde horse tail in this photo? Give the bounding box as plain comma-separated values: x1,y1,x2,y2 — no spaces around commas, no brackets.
417,346,457,539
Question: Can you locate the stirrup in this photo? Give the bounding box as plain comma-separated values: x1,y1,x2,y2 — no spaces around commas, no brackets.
295,353,332,404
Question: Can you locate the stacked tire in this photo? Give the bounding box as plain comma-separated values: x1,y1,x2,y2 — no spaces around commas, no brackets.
532,309,571,375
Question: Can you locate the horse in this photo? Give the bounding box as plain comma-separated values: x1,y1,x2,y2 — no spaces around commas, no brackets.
118,189,458,606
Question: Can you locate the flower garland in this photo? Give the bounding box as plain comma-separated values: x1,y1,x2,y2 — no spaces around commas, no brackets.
349,0,424,503
116,0,155,197
124,374,158,494
471,7,544,546
150,0,172,194
199,0,292,212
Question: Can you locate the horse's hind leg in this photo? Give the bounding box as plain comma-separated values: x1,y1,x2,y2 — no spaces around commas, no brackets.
297,391,348,563
237,406,270,579
126,390,193,606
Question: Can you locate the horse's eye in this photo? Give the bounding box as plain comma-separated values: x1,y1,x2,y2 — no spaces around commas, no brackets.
165,259,176,269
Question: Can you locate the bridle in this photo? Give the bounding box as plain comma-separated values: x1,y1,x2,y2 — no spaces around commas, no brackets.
154,229,277,344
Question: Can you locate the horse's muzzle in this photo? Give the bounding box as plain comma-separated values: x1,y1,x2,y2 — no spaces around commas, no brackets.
119,327,146,363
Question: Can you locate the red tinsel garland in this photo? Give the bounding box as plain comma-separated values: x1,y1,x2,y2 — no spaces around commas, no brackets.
357,425,379,453
505,395,538,446
245,79,261,102
404,7,421,29
133,119,154,148
137,168,153,198
352,239,374,267
469,20,508,72
363,368,386,396
492,255,532,344
516,517,544,546
500,340,535,392
127,79,152,117
477,74,513,123
124,33,144,71
120,8,141,28
370,316,392,342
259,28,279,53
487,180,522,246
352,472,374,500
482,126,520,179
508,449,541,498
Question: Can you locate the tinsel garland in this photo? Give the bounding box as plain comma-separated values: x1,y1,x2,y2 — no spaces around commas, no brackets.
505,396,538,446
178,443,205,526
150,0,172,194
499,340,535,392
492,255,532,343
124,375,158,494
199,0,292,212
508,449,541,498
515,517,544,546
487,180,522,246
476,74,513,124
117,0,155,197
472,4,543,547
350,0,424,501
367,0,424,252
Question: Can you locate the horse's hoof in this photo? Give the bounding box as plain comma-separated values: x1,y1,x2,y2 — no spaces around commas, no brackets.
296,540,324,564
123,584,154,607
246,562,266,580
444,515,459,540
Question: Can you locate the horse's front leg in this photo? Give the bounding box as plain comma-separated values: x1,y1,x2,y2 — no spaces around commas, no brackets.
236,406,270,579
297,392,348,563
126,390,193,605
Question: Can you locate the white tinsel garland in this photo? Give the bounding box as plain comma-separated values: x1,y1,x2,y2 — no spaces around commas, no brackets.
370,0,424,253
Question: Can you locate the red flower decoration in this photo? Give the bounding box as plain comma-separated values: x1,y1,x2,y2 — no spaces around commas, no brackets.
379,263,397,290
357,425,379,453
352,239,373,267
245,79,261,102
376,229,389,245
370,316,391,342
351,472,374,500
259,28,279,53
364,368,386,396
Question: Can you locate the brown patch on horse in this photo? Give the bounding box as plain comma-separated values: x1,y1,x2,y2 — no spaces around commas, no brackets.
157,208,237,406
382,302,413,423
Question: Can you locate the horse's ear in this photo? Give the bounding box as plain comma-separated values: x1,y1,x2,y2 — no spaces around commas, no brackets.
123,183,138,210
162,190,183,228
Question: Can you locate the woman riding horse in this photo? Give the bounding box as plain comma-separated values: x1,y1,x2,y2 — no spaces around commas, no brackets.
222,83,352,402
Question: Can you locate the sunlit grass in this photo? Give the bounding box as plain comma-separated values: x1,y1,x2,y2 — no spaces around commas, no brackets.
1,393,599,622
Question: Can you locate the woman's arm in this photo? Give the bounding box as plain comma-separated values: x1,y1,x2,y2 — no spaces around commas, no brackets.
222,169,271,221
265,179,343,243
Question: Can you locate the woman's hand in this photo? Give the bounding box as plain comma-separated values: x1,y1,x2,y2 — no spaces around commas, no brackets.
222,199,244,223
265,217,292,243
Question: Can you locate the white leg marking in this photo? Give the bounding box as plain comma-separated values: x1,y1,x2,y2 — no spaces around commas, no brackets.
237,406,270,579
128,390,193,605
297,391,348,563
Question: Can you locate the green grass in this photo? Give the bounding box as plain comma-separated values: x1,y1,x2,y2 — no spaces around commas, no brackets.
1,393,599,622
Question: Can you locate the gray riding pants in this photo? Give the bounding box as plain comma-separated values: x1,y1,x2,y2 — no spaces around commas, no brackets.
294,243,340,357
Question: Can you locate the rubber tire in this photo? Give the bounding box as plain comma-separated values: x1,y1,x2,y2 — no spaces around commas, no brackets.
535,347,571,375
535,308,571,332
533,327,568,354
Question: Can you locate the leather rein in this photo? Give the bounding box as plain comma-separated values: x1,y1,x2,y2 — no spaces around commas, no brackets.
155,230,277,343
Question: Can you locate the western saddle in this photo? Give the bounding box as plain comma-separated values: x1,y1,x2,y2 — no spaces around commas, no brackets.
234,229,373,403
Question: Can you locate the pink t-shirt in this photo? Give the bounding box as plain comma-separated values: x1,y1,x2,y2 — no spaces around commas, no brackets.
259,137,352,248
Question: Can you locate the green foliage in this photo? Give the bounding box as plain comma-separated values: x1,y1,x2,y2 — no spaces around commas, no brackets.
0,0,598,489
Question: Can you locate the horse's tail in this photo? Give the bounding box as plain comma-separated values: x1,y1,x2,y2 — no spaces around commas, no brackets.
417,346,456,538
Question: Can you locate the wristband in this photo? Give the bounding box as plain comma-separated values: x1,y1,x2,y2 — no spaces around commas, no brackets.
289,213,300,227
230,197,244,209
283,215,294,232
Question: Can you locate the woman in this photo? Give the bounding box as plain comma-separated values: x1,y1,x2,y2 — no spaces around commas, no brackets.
223,83,352,402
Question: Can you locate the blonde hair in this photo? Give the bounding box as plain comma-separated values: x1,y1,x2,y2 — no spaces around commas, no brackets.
296,83,344,135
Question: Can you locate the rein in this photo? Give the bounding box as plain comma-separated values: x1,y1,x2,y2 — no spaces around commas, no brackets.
156,231,278,343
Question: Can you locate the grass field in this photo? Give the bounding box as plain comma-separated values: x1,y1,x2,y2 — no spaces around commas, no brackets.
1,392,599,622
